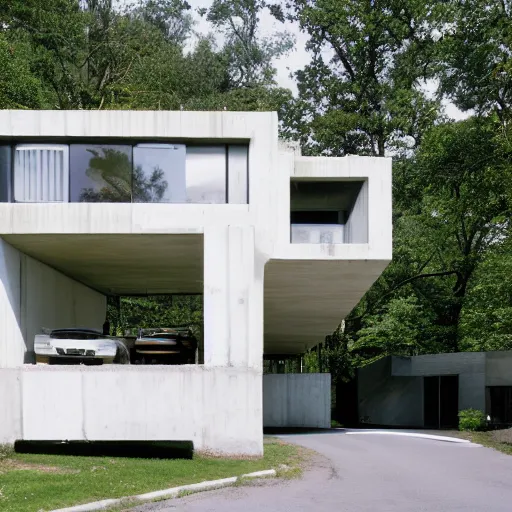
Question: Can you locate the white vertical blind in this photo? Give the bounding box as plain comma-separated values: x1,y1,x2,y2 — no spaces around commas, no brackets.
14,145,69,202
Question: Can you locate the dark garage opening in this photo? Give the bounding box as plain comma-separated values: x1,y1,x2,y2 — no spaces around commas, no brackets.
424,375,459,429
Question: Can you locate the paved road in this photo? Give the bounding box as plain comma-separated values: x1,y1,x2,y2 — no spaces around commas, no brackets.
135,431,512,512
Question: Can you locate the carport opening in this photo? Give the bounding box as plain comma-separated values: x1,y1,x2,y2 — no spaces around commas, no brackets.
1,233,204,367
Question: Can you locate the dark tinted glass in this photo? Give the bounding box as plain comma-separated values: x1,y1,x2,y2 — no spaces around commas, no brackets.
70,145,132,202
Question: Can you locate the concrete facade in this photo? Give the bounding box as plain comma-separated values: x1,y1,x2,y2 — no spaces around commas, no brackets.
358,352,512,428
0,111,392,455
263,374,331,428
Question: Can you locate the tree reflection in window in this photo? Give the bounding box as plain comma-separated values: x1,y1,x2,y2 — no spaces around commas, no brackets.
78,148,132,202
74,147,168,203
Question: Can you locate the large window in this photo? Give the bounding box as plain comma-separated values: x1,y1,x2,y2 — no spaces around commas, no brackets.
6,142,248,204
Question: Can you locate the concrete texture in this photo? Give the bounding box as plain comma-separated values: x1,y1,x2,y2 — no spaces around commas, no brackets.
1,365,262,455
263,374,331,428
0,238,106,367
358,357,423,426
486,351,512,386
134,432,512,512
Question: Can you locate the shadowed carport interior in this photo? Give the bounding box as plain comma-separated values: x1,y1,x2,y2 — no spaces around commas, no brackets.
264,259,389,355
0,234,203,295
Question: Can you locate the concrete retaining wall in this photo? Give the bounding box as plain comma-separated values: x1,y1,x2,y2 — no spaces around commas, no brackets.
0,238,107,367
358,358,423,427
263,373,331,428
0,365,263,456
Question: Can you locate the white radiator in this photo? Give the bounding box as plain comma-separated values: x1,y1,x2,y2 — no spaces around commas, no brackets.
14,145,69,202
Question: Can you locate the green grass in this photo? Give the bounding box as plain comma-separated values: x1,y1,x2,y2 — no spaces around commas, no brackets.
457,431,512,456
0,438,304,512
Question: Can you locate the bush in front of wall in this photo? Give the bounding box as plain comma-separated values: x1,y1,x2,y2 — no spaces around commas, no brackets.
458,409,487,432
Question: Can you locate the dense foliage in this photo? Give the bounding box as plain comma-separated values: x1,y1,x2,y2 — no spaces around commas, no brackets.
1,0,511,377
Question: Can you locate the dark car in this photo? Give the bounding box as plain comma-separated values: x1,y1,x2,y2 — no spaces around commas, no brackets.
133,327,198,365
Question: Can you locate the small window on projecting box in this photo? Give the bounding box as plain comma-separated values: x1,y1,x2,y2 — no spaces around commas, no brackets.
290,180,368,244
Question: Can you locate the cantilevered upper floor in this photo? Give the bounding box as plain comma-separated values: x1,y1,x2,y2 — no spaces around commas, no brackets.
0,110,391,258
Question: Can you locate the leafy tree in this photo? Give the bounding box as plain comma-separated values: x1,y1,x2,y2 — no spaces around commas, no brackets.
352,296,436,357
459,242,512,351
202,0,294,88
277,0,441,156
135,0,193,45
436,0,512,122
350,117,512,357
0,34,50,108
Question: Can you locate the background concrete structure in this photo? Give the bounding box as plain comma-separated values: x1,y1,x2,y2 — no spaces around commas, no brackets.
263,374,331,428
0,111,392,454
358,352,512,428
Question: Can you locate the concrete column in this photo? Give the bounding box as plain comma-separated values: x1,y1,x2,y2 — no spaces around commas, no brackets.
203,225,263,368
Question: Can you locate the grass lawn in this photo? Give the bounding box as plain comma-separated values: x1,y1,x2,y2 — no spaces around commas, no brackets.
457,428,512,456
0,438,304,512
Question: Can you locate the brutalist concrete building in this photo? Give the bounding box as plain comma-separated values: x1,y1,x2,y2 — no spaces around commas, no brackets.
0,110,392,455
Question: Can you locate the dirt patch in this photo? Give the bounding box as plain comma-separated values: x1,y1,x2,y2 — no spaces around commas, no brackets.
0,458,80,474
491,428,512,444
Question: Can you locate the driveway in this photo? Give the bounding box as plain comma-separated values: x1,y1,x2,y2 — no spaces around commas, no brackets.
135,431,512,511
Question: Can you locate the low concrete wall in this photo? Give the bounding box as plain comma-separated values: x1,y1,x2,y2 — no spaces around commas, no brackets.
263,373,331,428
0,368,21,443
358,358,423,427
0,365,263,456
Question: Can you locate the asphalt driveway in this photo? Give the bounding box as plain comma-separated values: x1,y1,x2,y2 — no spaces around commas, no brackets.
135,431,512,511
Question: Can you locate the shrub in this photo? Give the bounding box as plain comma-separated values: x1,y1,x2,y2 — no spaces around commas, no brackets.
458,409,487,432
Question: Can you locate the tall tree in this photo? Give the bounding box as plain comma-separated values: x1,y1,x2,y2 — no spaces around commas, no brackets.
277,0,441,156
202,0,293,88
350,117,512,356
436,0,512,122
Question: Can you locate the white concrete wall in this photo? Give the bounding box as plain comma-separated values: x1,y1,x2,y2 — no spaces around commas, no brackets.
0,238,106,367
345,180,368,243
0,368,21,443
263,374,331,428
0,365,262,455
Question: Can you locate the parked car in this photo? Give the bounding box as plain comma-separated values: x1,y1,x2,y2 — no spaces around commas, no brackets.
134,327,198,365
34,328,130,365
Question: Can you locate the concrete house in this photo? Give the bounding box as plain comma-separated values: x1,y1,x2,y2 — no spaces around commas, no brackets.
0,110,392,455
358,352,512,429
